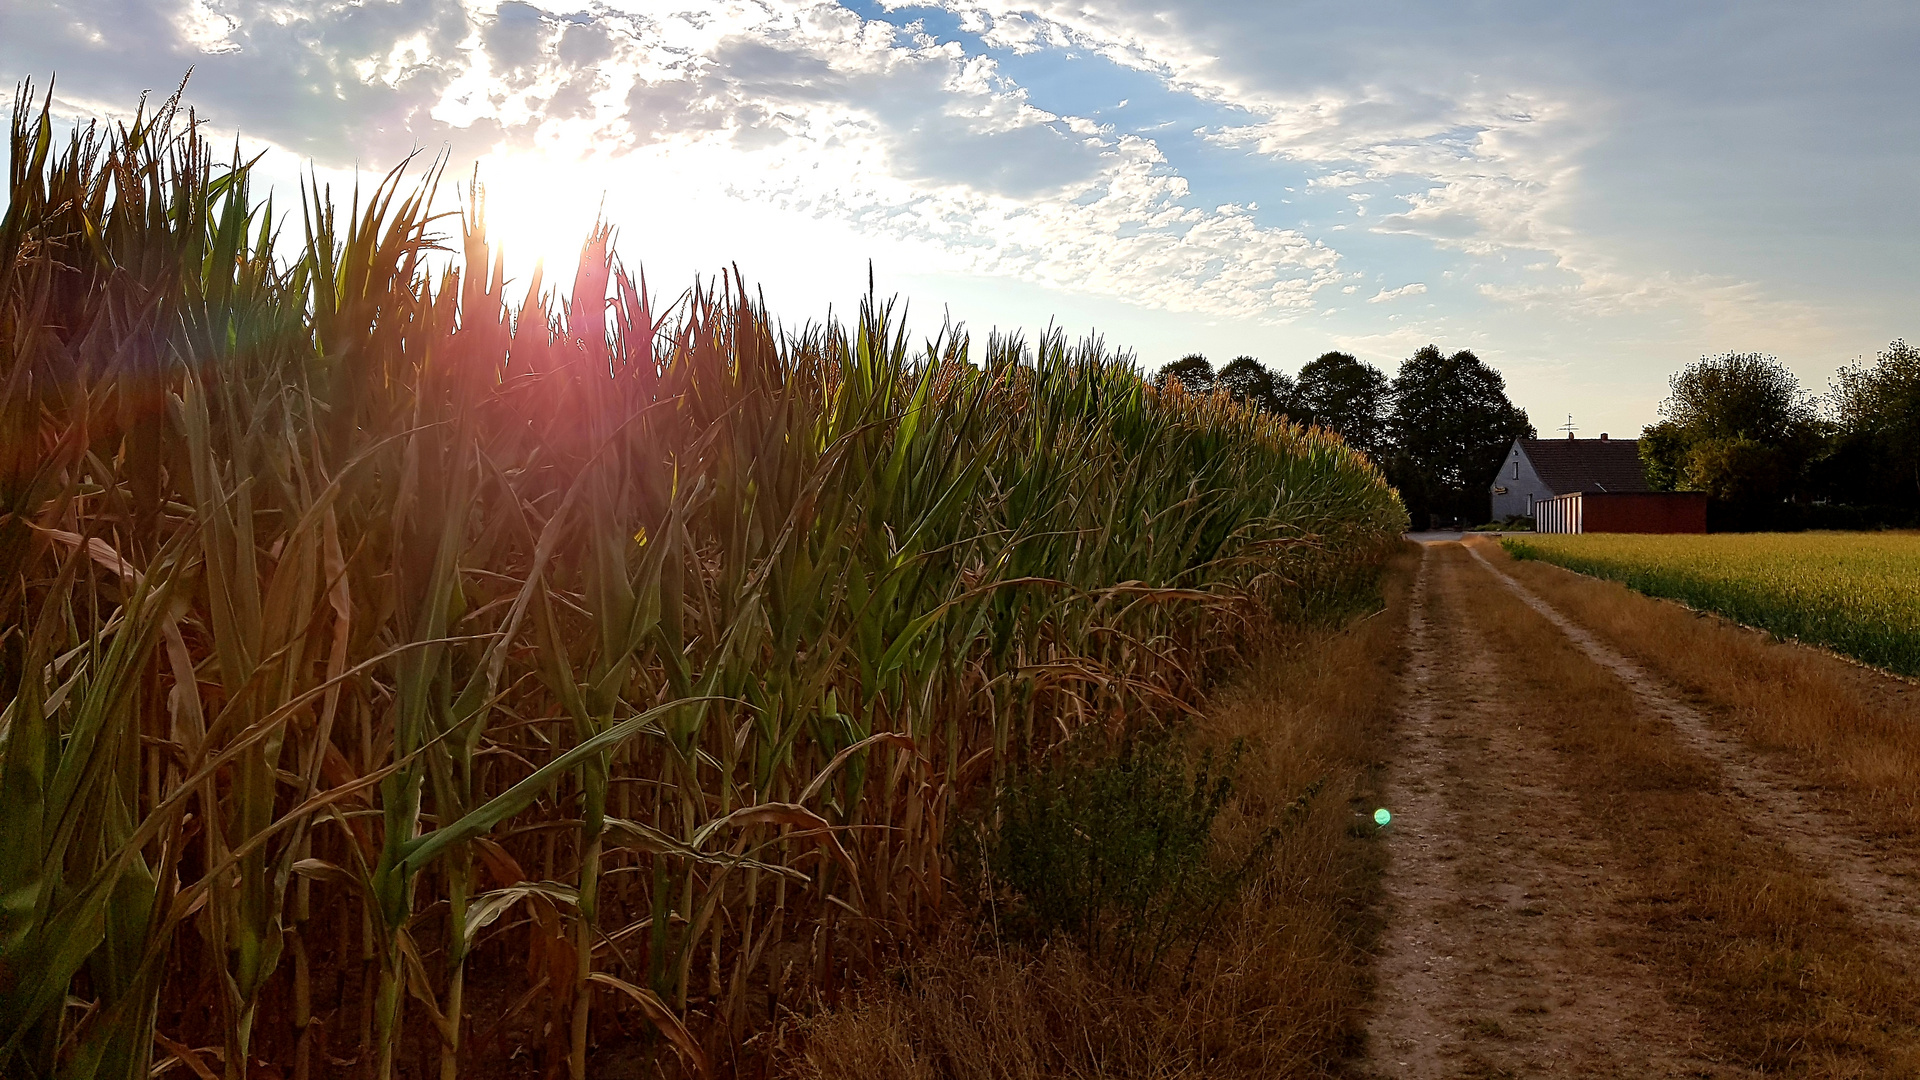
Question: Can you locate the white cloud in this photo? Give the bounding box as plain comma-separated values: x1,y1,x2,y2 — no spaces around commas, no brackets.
178,0,240,53
2,0,1348,321
928,5,1618,287
918,1,1841,341
1201,88,1589,263
11,0,1902,368
1368,283,1427,304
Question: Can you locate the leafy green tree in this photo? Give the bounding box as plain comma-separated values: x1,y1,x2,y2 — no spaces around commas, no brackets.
1385,345,1533,527
1685,436,1800,502
1155,353,1215,395
1294,351,1388,457
1830,340,1920,504
1639,352,1819,504
1662,351,1812,441
1215,355,1296,415
1638,421,1688,491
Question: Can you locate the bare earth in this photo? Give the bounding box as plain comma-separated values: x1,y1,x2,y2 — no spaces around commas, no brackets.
1356,540,1920,1078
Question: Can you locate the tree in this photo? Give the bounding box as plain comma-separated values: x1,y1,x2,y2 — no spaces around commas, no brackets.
1215,355,1296,415
1155,354,1214,395
1661,351,1812,443
1829,340,1920,505
1385,345,1533,527
1294,351,1388,457
1637,421,1688,492
1638,352,1819,504
1684,437,1800,502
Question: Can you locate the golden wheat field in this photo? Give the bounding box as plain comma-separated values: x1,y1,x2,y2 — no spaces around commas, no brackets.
1503,531,1920,676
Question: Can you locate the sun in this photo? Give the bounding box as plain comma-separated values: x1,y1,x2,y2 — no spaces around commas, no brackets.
459,151,618,300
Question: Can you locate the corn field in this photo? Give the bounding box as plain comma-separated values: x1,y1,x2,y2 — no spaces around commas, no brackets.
0,85,1405,1080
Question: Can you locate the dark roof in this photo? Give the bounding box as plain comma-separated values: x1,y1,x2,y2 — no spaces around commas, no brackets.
1518,437,1650,494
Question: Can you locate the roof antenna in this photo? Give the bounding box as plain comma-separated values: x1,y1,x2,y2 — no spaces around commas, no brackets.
1559,413,1578,440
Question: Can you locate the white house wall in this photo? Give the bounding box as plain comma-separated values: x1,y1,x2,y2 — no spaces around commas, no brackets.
1489,441,1557,520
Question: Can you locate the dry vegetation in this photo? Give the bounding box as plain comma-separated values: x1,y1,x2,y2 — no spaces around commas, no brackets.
785,549,1416,1080
799,536,1920,1079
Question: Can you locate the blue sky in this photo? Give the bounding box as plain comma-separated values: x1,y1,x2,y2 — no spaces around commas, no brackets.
5,0,1916,438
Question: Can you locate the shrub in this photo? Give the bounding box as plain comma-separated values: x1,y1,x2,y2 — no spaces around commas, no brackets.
974,739,1285,985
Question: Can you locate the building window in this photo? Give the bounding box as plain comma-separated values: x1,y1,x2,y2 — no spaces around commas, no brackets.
1512,460,1520,479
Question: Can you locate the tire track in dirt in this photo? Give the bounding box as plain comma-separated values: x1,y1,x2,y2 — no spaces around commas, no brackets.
1464,541,1920,967
1362,544,1728,1079
1359,546,1453,1076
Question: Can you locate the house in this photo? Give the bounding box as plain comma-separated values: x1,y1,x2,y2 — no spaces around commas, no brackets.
1490,433,1648,520
1489,433,1707,533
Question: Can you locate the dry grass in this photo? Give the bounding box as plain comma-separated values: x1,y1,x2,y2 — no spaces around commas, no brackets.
1481,539,1920,839
1460,540,1920,1075
780,548,1419,1080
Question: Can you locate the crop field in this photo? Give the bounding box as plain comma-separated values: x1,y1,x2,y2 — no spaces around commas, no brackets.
0,89,1403,1079
1503,532,1920,676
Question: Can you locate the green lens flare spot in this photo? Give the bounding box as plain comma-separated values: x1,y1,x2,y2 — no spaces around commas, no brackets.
1373,807,1392,827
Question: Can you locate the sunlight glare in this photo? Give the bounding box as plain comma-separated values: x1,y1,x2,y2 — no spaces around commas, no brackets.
452,139,976,338
464,151,616,295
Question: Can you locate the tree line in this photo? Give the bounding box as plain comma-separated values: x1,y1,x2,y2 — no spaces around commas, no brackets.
1157,348,1532,529
1641,343,1920,529
1162,340,1920,532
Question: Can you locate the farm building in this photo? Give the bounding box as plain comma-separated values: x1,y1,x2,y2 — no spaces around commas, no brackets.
1532,490,1708,533
1490,434,1707,533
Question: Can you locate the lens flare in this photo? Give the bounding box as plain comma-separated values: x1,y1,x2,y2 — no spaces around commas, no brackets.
1374,807,1392,826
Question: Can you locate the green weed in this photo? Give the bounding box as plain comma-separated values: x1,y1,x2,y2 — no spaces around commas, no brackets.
974,739,1291,986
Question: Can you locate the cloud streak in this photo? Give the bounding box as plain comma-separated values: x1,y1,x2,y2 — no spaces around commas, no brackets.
1369,283,1427,304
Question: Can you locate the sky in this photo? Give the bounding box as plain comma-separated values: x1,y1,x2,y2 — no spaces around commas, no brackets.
4,0,1917,438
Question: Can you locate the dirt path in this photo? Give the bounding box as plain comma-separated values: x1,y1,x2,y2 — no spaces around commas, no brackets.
1361,543,1731,1079
1359,538,1920,1076
1461,543,1920,963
